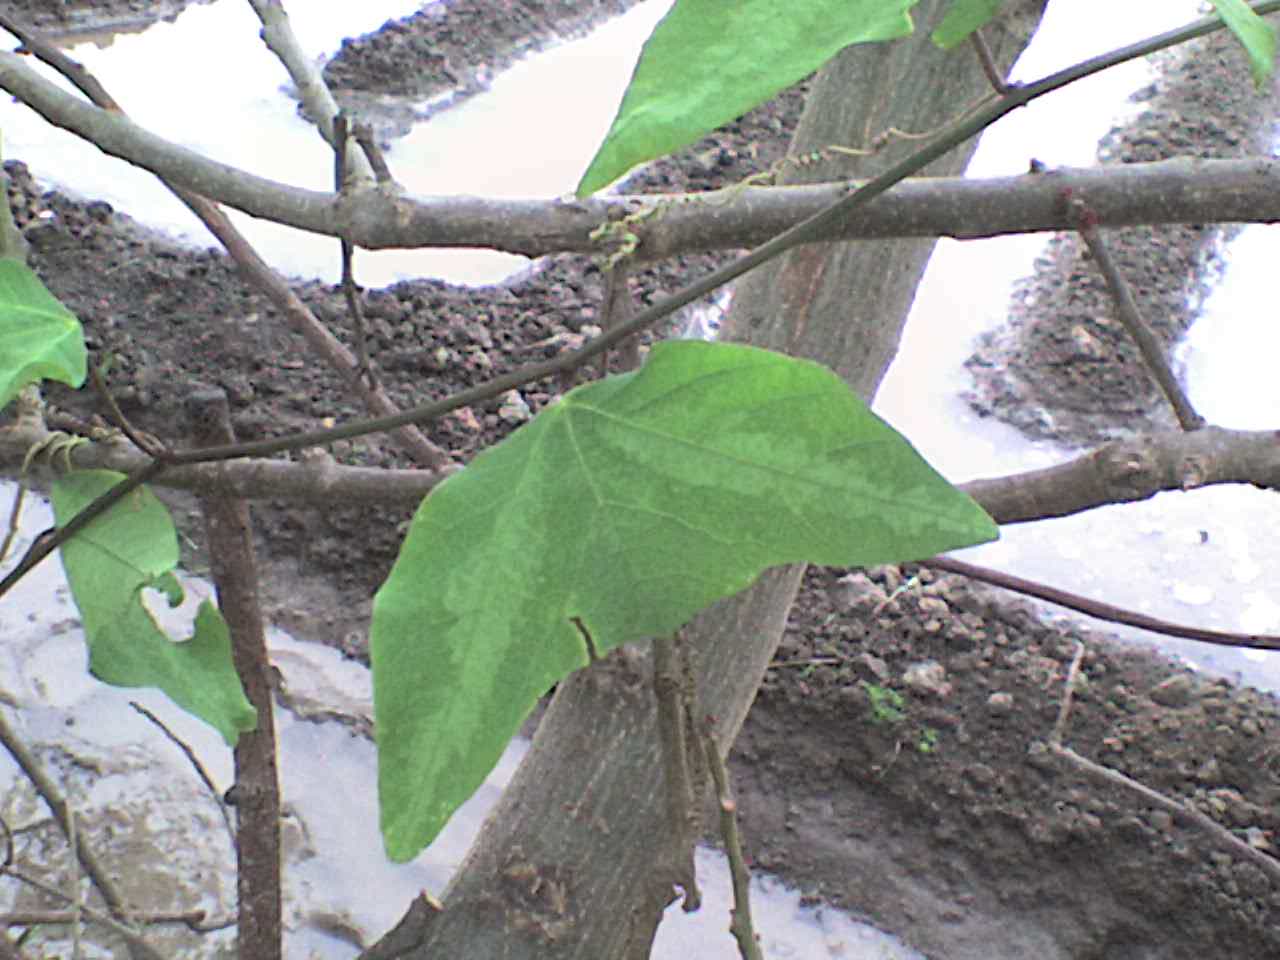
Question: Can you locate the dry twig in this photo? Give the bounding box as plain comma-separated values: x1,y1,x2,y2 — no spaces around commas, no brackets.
1048,640,1280,887
1071,198,1204,430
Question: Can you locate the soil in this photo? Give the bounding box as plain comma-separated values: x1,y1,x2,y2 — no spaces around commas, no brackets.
2,3,1279,959
964,27,1278,446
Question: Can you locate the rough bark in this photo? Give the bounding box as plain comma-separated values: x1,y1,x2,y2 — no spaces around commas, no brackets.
384,4,1049,958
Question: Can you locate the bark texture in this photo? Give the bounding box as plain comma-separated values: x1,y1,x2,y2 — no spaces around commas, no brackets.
385,4,1048,958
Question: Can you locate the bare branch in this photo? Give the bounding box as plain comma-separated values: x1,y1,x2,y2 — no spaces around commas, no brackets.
1072,200,1204,430
0,16,449,471
187,389,282,960
926,557,1280,651
0,421,455,503
698,721,762,960
3,45,1280,257
3,421,1276,522
3,29,1280,260
245,0,372,183
970,30,1009,95
957,426,1280,523
1041,638,1280,889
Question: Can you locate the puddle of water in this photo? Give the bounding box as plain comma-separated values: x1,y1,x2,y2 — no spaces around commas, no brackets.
0,479,921,958
1178,223,1280,430
2,0,421,281
0,0,673,286
870,0,1280,686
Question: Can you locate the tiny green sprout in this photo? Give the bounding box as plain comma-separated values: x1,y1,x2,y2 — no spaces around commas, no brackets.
862,681,906,726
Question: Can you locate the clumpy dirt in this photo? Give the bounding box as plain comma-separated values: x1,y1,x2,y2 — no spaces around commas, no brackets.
2,3,1279,959
0,0,210,38
739,564,1280,959
964,27,1277,446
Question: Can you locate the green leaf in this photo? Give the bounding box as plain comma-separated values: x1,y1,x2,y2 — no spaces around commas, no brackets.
372,341,996,860
51,471,257,745
931,0,1004,49
1209,0,1276,86
575,0,918,197
0,260,86,409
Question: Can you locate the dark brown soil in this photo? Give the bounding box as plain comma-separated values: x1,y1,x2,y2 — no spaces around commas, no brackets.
3,4,1279,959
2,0,210,39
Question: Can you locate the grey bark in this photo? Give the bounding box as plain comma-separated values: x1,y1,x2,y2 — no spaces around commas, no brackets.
383,3,1048,958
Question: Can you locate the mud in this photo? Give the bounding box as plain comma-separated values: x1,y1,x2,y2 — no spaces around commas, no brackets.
1,3,1278,958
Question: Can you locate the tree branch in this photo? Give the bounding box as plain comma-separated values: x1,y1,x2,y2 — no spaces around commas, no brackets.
958,425,1280,523
1071,199,1204,430
0,2,1279,259
3,421,1276,520
924,557,1280,651
0,14,449,470
3,46,1279,256
246,0,372,184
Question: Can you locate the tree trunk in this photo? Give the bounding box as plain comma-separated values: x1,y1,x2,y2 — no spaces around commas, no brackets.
387,3,1047,957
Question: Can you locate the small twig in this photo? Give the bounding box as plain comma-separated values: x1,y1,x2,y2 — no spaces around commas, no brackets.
1071,199,1204,431
1,482,25,566
0,712,164,960
652,634,700,911
0,817,33,958
88,364,169,460
3,387,45,563
66,794,81,960
358,891,443,960
333,113,375,388
246,0,372,183
970,30,1009,95
0,864,208,948
768,655,848,670
128,702,235,844
0,909,207,927
698,721,762,960
871,574,920,615
600,261,639,375
922,556,1280,651
678,641,708,823
352,121,393,184
1046,636,1280,887
0,13,120,109
187,389,282,960
1050,640,1086,746
1051,745,1280,886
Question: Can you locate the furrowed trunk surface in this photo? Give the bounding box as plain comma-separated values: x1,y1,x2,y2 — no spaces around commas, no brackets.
384,3,1048,957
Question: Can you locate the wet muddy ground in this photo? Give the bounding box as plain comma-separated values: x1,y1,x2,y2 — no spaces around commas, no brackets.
2,2,1279,957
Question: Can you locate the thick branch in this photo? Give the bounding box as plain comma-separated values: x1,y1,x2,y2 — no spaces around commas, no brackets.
246,0,372,184
3,422,1276,519
4,51,1280,257
2,47,1279,257
0,425,455,504
959,425,1280,523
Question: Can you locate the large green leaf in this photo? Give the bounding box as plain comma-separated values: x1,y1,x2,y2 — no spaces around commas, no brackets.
1209,0,1276,85
51,471,257,745
931,0,1004,49
575,0,918,197
0,259,86,409
372,340,997,860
